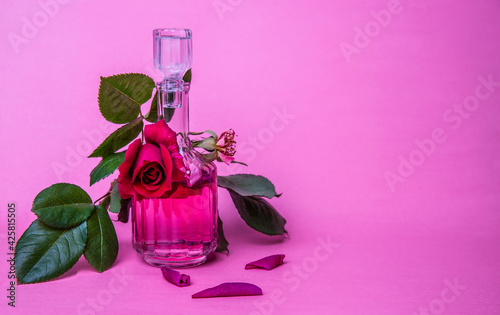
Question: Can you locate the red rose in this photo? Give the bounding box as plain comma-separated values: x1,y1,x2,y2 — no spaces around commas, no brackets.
118,120,185,200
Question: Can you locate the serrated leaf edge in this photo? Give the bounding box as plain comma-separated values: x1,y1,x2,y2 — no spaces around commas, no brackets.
16,220,87,284
88,118,143,158
90,151,126,186
218,174,280,198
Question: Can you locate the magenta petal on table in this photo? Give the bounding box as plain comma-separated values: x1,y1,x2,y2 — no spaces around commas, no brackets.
245,254,286,270
192,282,263,298
161,266,190,287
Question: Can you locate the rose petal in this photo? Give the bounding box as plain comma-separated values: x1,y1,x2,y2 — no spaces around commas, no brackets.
144,121,186,183
145,120,178,149
159,144,173,187
245,254,285,270
140,163,162,186
139,164,164,191
131,143,164,181
219,153,235,165
161,267,190,287
118,139,142,199
192,282,263,299
216,136,226,147
168,183,202,199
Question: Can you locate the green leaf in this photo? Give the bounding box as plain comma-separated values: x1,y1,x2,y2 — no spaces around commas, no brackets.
189,130,218,139
108,181,121,214
84,205,119,272
153,90,176,123
163,108,175,123
15,220,87,284
89,117,143,158
183,69,192,83
218,174,280,199
228,190,287,236
145,90,158,123
99,73,155,124
117,198,131,223
215,215,229,254
89,151,126,186
100,195,110,211
31,183,95,229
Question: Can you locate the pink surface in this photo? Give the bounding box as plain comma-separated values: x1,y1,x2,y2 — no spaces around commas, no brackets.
1,0,500,314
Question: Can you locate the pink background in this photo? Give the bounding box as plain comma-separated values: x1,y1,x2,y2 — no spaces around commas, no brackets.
1,0,500,314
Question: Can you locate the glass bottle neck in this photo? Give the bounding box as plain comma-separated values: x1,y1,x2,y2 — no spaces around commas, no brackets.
157,81,190,134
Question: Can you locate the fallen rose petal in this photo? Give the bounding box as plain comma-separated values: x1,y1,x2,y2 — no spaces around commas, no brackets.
161,266,190,287
245,254,285,270
192,282,263,298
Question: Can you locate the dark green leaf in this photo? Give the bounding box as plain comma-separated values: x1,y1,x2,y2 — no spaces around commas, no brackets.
163,108,175,123
31,183,95,228
108,181,121,214
145,91,158,123
183,69,192,83
84,205,119,272
99,73,155,124
215,215,229,254
118,198,131,223
15,220,87,284
89,151,126,186
152,90,176,123
228,190,287,236
100,195,110,210
89,117,143,158
218,174,280,199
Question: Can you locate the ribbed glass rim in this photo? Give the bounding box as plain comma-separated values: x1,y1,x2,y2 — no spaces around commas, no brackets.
153,28,192,38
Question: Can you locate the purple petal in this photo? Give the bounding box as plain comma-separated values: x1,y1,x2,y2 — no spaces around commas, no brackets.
192,282,263,299
161,266,190,287
245,254,286,270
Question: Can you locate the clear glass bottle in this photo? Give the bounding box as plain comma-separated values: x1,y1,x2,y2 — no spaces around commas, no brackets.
131,29,218,268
